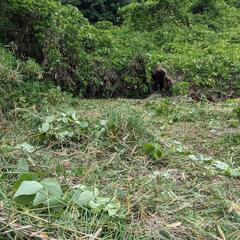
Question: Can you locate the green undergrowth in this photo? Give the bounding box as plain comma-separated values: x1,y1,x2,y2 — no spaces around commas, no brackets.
1,92,239,239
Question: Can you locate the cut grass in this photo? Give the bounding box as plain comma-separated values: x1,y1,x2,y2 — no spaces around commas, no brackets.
0,96,240,239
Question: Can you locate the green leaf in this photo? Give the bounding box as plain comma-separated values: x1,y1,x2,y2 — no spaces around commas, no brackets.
228,169,240,177
143,143,163,160
33,179,62,206
33,191,63,207
95,128,106,138
153,149,163,159
89,200,101,209
213,161,230,171
16,159,29,173
96,196,111,205
14,181,43,197
16,143,36,153
70,110,77,121
79,121,89,129
105,200,121,216
41,122,50,133
100,120,108,126
58,131,72,140
107,208,118,216
0,145,14,154
33,191,47,206
73,190,94,206
16,142,36,153
41,178,62,196
14,181,43,204
143,143,155,153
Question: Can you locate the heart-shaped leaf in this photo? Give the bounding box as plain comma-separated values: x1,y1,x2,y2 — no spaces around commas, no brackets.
14,181,43,204
14,181,43,198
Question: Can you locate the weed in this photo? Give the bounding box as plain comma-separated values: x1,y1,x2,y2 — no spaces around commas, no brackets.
1,96,240,239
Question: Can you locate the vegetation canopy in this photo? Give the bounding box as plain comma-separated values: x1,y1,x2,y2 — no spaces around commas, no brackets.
1,0,240,100
0,0,240,239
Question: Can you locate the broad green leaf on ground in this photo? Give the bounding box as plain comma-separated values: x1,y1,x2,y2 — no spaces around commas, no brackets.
79,121,89,129
100,120,108,126
154,149,163,159
14,181,43,204
41,122,51,133
212,161,240,177
33,179,62,206
14,181,43,198
213,161,230,171
16,142,36,153
89,196,121,217
69,110,77,121
227,168,240,177
105,197,121,217
16,159,29,173
58,131,73,140
73,190,94,206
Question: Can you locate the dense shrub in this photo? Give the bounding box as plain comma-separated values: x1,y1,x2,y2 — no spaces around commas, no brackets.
0,45,43,112
121,0,240,95
0,0,154,98
121,0,191,31
0,0,240,98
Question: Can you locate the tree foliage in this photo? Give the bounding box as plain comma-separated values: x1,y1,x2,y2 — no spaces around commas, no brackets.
61,0,130,24
0,0,240,99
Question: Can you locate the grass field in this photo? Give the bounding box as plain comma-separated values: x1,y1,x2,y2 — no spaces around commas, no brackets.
0,95,240,239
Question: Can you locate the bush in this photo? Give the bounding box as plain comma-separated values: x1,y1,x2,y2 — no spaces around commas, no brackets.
0,0,240,99
121,0,191,31
172,82,190,96
0,0,153,98
0,46,43,112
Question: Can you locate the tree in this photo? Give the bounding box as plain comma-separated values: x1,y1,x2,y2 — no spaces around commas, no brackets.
61,0,130,24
